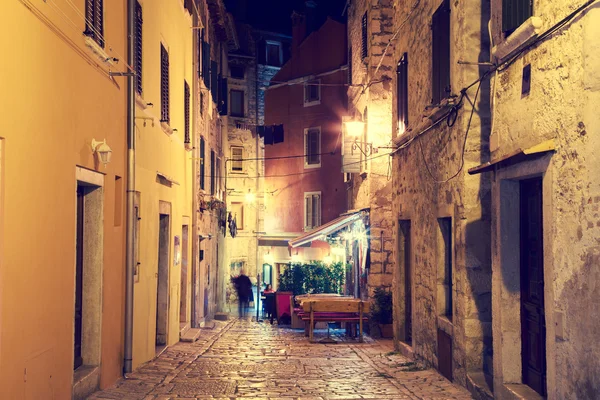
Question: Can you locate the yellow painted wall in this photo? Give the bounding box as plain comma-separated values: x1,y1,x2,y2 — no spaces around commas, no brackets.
0,0,127,397
131,0,194,369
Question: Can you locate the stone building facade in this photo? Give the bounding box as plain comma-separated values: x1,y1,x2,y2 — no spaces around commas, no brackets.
389,0,493,395
346,0,396,301
480,1,600,399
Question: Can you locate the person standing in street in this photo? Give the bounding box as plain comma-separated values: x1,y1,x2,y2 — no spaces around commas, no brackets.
233,269,252,318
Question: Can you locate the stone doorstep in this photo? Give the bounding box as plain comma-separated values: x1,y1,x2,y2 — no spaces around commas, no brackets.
504,383,545,400
214,312,229,321
180,328,202,342
467,371,494,400
72,365,100,400
396,340,415,360
179,323,190,337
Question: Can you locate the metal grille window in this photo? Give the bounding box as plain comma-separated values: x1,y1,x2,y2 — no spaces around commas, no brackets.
84,0,104,47
210,150,215,195
304,80,321,106
231,147,244,172
304,127,321,168
502,0,532,35
200,137,206,190
184,81,190,144
361,12,368,59
160,44,170,123
134,2,142,94
396,53,409,134
304,192,321,231
230,90,244,117
432,0,451,105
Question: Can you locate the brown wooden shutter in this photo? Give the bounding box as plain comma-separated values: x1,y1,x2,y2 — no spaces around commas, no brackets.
200,137,205,190
85,0,104,48
160,45,170,123
432,0,451,105
210,150,215,195
503,0,532,35
135,2,143,94
211,61,218,102
184,81,190,144
397,53,408,131
361,12,368,59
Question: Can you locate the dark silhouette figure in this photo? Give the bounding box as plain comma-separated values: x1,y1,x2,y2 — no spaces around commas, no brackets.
233,269,252,318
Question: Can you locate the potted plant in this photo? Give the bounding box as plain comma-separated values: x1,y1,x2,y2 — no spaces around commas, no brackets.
371,287,393,338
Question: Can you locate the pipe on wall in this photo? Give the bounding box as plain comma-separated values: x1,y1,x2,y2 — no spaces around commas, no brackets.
124,0,136,375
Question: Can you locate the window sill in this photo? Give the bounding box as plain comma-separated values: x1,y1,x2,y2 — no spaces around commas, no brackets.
304,163,321,170
161,121,174,136
135,94,150,110
493,17,542,63
185,142,193,152
304,101,321,108
84,35,115,66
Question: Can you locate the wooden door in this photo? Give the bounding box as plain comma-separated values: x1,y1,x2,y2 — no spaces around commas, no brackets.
74,186,84,369
520,178,547,396
400,220,412,344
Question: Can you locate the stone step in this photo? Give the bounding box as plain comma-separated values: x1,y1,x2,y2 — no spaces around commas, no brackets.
214,312,229,321
180,328,201,342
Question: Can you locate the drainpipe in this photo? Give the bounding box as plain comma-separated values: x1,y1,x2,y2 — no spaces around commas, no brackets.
124,0,136,375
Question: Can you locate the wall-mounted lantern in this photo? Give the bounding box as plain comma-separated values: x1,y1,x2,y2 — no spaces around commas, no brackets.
91,138,113,167
343,120,373,156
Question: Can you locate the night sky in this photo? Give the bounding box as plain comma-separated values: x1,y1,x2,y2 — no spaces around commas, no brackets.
225,0,348,35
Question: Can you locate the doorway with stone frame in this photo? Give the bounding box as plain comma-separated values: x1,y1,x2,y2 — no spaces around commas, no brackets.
395,219,413,349
180,224,189,328
156,203,171,353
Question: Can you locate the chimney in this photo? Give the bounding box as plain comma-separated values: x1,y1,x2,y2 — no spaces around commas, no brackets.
304,0,318,36
291,10,306,56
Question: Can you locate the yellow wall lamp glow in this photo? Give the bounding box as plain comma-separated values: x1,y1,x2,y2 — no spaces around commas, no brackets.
91,138,113,167
344,120,373,156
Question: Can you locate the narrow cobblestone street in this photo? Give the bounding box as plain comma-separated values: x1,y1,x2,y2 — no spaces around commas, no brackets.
89,319,472,399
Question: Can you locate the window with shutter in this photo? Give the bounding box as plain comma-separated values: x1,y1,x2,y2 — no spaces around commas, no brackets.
230,90,244,117
432,0,451,105
202,37,211,89
211,61,218,102
502,0,532,35
135,2,143,94
216,158,222,197
218,76,228,116
361,12,368,60
200,137,206,190
184,81,190,144
160,44,170,123
304,127,321,168
266,41,282,67
397,53,409,135
84,0,104,48
304,80,321,106
231,146,244,172
210,150,215,195
304,192,321,231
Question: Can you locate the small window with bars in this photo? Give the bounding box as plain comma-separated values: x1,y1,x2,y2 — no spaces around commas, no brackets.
210,150,215,195
230,146,244,172
304,192,321,231
230,90,244,117
304,80,321,106
200,137,206,190
84,0,104,48
431,0,451,105
160,44,170,124
184,81,190,144
134,2,143,95
502,0,532,36
361,12,368,60
304,127,321,168
396,53,409,135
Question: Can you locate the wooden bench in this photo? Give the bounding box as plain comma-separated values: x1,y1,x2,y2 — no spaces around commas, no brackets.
302,299,369,343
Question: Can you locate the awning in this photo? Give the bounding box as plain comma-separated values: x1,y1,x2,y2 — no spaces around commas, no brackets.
289,211,363,248
258,234,303,247
468,140,555,175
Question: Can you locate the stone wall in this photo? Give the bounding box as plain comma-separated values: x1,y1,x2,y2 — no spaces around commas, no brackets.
389,0,492,392
347,0,395,300
489,1,600,398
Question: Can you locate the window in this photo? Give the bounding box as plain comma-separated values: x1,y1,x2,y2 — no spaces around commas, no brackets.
304,127,321,168
266,41,282,67
348,46,353,85
211,61,218,102
84,0,104,48
134,2,143,94
201,30,211,88
503,0,532,36
230,64,245,79
432,0,451,105
200,92,204,116
304,80,321,106
160,44,170,124
218,75,228,115
361,12,368,59
200,137,205,190
210,150,215,195
396,53,408,135
216,158,222,196
437,217,453,321
230,202,244,230
231,146,244,172
184,81,190,144
230,90,245,117
304,192,321,231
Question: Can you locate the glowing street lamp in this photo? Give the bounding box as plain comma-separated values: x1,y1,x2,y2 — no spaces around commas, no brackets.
344,120,372,156
245,189,256,203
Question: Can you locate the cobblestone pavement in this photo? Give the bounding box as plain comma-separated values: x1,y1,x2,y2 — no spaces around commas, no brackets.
89,319,472,400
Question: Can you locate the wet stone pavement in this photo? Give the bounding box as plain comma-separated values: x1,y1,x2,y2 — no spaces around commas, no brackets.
89,319,472,399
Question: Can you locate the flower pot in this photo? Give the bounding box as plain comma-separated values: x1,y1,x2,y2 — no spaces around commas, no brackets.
379,323,394,338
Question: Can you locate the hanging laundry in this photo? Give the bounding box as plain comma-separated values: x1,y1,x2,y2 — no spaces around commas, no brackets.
256,125,265,138
263,126,274,145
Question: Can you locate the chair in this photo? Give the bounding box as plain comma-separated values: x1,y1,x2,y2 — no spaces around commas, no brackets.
275,291,293,325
